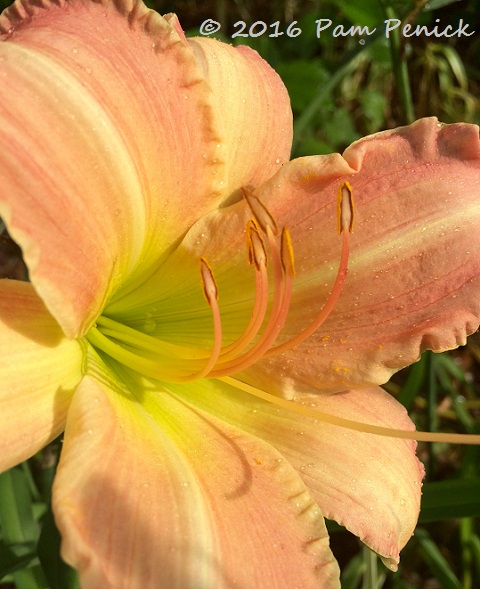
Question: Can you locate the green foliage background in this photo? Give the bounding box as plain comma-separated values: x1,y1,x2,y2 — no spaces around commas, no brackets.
1,1,479,588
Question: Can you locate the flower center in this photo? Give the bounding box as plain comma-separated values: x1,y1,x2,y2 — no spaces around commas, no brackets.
86,183,353,383
85,185,480,446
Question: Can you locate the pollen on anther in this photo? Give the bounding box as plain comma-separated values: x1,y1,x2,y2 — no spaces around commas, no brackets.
200,257,218,304
337,181,354,233
281,227,295,276
242,187,279,236
246,220,267,269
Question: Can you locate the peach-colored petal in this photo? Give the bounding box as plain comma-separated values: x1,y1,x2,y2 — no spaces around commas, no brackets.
246,118,480,393
0,280,82,472
53,356,340,589
133,119,480,394
169,378,423,569
187,34,293,198
0,0,225,337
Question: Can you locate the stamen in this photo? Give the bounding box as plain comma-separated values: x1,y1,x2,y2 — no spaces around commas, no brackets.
246,219,267,270
88,260,224,381
281,227,295,276
210,224,292,376
192,258,223,379
200,256,218,305
243,187,279,236
337,181,354,233
86,326,193,382
265,192,352,357
265,224,286,327
89,182,480,449
219,222,269,361
95,315,202,359
221,376,480,445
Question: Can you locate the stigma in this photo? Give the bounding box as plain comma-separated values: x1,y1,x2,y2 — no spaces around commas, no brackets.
84,185,480,446
86,183,353,383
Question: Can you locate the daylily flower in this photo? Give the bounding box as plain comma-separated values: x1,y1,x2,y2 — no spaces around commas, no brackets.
1,0,480,587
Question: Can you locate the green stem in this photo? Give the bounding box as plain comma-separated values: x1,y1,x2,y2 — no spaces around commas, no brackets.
460,517,473,589
427,351,438,480
384,6,415,124
362,546,378,589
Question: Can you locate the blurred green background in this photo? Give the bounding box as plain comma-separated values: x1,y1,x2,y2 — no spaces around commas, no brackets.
157,0,480,155
1,0,479,588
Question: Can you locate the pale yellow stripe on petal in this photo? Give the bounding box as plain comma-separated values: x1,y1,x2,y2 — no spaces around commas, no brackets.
54,354,340,588
53,365,217,589
241,119,480,394
0,42,146,337
0,280,83,471
189,37,293,200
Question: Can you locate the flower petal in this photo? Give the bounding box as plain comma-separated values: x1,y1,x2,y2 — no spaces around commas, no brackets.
247,118,480,392
140,118,480,394
0,280,82,472
0,0,225,337
187,34,293,198
53,356,340,589
171,379,423,570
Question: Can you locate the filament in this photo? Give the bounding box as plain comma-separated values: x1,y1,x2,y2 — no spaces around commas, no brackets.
87,183,480,446
91,185,351,380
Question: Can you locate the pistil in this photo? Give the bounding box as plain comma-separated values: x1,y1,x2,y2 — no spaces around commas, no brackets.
221,376,480,445
86,183,480,446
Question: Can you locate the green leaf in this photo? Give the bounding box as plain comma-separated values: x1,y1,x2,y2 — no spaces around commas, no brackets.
0,468,39,544
420,478,480,522
415,528,462,589
37,504,79,589
423,0,463,10
397,355,427,410
322,108,361,148
292,48,368,151
340,551,364,589
339,0,384,28
276,60,330,112
360,89,387,132
469,533,480,575
0,468,47,588
0,541,36,580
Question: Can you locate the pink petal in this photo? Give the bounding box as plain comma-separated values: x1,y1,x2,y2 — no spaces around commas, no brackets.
0,1,226,337
53,359,340,589
166,379,424,570
247,118,480,392
0,280,82,471
140,118,480,393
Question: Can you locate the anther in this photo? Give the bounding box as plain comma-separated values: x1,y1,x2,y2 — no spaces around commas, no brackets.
242,187,279,236
265,186,353,357
337,181,354,233
194,257,223,379
246,219,267,269
200,257,218,304
281,227,295,276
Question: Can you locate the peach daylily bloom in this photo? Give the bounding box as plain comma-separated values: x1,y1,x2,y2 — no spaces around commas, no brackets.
1,1,480,588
